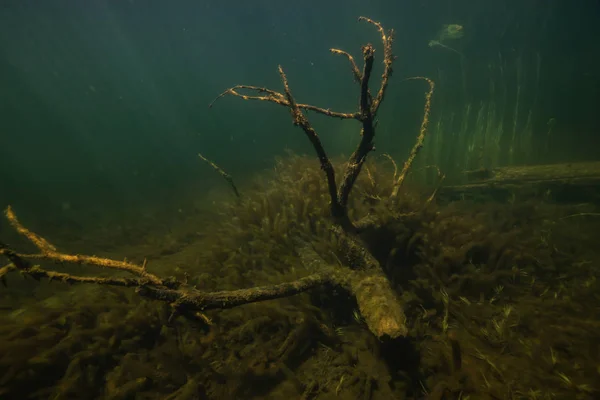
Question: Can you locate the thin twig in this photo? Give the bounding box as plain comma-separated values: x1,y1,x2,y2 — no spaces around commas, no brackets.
198,153,240,198
381,153,398,182
424,167,446,207
330,48,362,83
210,85,360,120
359,16,395,115
392,77,435,198
4,206,165,286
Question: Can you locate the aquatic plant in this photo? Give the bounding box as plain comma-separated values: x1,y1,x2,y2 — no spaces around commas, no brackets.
419,50,541,183
2,158,599,398
428,24,464,55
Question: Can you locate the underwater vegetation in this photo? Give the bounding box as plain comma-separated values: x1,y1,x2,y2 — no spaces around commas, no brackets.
2,155,599,399
428,23,464,56
1,16,599,400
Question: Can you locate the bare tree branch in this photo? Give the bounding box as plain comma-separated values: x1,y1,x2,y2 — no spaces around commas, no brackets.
0,209,408,338
277,65,344,221
198,153,241,198
392,77,435,198
358,16,395,116
209,85,360,120
330,49,362,84
337,44,377,215
0,17,425,342
210,17,400,230
4,206,165,286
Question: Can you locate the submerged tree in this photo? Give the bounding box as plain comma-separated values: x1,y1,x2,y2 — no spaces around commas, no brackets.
0,17,433,340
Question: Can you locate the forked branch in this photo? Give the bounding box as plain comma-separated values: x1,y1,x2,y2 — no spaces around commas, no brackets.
210,16,396,230
0,17,417,341
0,207,407,338
209,85,360,120
0,207,330,310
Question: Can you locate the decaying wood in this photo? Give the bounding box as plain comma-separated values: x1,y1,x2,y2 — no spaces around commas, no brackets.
466,161,600,183
440,161,600,203
295,234,408,339
0,17,430,339
210,16,397,231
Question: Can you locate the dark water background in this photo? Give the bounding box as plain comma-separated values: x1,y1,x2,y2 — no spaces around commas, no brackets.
2,2,600,399
1,0,599,220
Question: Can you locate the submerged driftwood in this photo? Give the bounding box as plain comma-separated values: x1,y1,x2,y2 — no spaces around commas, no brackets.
0,17,436,341
440,161,600,203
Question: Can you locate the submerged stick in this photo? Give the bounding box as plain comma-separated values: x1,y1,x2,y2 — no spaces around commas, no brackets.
212,17,397,231
0,17,429,342
392,77,435,198
0,208,406,338
4,206,164,286
198,153,240,198
295,236,407,338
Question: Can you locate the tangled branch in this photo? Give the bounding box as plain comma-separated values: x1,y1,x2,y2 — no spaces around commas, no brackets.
0,206,406,338
0,17,425,340
210,16,397,231
0,207,332,310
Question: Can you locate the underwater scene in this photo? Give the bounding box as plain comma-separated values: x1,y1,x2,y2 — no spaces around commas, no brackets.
1,0,599,399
